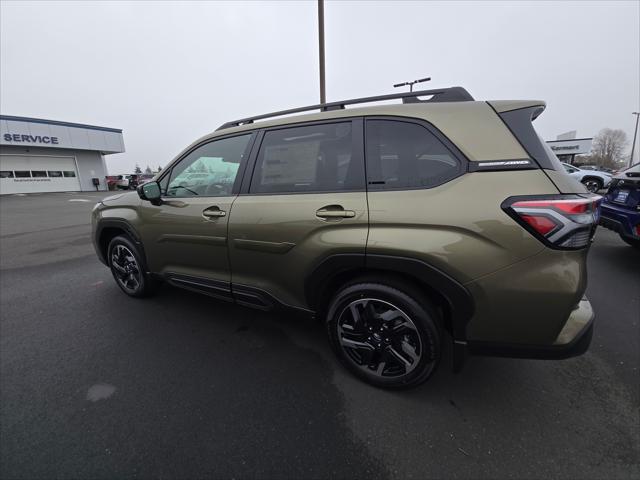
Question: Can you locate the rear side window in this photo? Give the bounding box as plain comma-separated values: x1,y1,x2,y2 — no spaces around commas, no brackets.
250,122,363,194
365,120,463,190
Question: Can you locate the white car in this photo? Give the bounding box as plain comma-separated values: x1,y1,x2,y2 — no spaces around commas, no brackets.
561,162,612,193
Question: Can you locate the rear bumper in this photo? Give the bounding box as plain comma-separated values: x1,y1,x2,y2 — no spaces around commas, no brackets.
468,297,594,360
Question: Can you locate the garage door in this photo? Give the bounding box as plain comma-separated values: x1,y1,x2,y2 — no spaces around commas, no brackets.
0,155,81,194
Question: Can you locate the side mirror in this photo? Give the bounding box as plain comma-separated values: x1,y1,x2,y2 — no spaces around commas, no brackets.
137,181,162,205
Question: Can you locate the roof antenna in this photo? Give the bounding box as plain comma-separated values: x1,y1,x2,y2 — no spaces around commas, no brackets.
393,77,431,92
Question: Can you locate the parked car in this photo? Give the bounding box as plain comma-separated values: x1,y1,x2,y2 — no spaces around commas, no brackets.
114,175,130,190
578,165,616,174
92,87,599,388
599,163,640,248
561,162,612,192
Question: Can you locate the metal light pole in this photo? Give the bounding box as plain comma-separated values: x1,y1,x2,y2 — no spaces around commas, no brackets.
318,0,326,104
393,77,431,92
630,112,640,167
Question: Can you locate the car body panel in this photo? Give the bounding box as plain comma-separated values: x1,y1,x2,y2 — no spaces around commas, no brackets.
136,195,236,283
228,191,368,308
544,169,588,194
465,247,588,344
365,170,557,284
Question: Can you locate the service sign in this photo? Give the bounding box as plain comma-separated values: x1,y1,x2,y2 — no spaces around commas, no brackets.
3,133,59,145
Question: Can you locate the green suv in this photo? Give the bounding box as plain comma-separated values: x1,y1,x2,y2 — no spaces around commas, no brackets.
92,87,599,388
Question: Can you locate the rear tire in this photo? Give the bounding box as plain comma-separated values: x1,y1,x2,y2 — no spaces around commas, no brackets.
620,234,640,249
107,235,156,297
326,279,442,389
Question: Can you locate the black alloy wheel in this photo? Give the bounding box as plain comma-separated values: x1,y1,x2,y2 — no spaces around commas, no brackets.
327,280,441,389
337,298,422,377
107,235,155,297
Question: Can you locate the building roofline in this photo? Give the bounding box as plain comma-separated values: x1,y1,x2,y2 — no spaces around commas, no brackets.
0,115,122,134
546,138,592,143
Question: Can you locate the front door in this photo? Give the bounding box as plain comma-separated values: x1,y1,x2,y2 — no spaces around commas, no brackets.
228,120,368,310
138,133,254,299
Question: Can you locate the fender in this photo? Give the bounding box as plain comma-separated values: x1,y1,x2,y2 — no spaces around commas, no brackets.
305,253,475,372
94,218,147,267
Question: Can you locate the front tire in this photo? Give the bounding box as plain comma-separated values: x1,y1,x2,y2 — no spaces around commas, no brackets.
107,235,155,297
582,178,603,193
326,280,442,389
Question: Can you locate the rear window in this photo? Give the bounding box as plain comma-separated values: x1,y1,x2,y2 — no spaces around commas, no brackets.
498,106,564,172
365,119,462,190
250,122,363,194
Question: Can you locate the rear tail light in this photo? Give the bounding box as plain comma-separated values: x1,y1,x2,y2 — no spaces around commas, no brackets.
635,224,640,237
502,195,602,249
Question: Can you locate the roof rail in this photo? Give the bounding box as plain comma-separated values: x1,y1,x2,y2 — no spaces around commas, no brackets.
216,86,474,131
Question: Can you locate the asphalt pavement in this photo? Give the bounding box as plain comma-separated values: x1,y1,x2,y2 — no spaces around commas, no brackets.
0,192,638,479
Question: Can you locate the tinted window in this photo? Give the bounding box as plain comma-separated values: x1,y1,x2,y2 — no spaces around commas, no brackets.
166,134,251,197
63,171,76,177
31,171,47,178
250,122,361,194
0,171,14,178
48,171,63,177
15,171,31,178
365,120,462,190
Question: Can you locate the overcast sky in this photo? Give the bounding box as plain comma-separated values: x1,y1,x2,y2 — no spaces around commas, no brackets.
1,0,639,173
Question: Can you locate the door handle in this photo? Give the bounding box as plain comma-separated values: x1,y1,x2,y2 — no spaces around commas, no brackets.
202,207,226,218
316,206,356,219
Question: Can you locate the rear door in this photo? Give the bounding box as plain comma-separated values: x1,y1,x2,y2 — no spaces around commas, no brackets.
227,119,368,310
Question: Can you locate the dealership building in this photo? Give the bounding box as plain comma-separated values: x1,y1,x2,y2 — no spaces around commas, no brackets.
0,115,124,194
546,131,593,164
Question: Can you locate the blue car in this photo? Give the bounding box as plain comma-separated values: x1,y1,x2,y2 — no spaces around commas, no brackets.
600,163,640,248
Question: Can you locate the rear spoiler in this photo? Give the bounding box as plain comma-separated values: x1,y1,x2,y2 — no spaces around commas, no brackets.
486,100,561,171
489,100,546,117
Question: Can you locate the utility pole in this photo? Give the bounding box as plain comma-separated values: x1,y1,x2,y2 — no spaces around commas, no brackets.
631,112,640,167
393,77,431,92
318,0,326,104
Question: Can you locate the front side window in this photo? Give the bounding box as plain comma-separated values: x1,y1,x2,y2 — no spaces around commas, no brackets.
250,122,361,194
365,120,462,190
166,134,251,197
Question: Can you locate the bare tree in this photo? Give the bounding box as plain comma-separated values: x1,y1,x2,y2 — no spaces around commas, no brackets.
134,163,142,174
591,128,628,169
